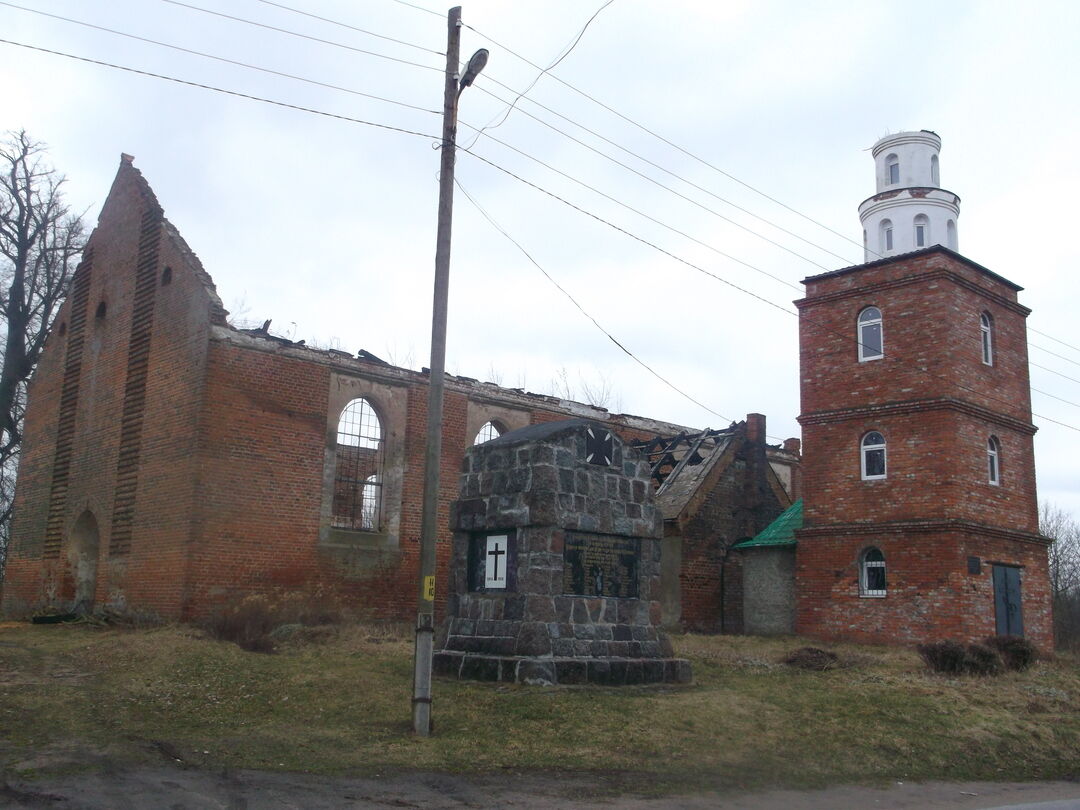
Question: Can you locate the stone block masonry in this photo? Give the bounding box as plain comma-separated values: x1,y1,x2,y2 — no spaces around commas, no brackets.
435,420,691,685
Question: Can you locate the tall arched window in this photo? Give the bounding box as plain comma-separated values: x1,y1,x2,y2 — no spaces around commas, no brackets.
987,436,1001,485
886,153,899,185
980,312,994,366
931,154,940,186
861,431,887,480
474,421,502,445
913,214,930,248
860,547,887,596
947,219,958,250
880,219,894,253
333,398,383,531
858,306,883,362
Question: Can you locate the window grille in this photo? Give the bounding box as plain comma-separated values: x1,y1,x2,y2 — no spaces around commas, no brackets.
474,421,502,445
333,398,383,531
860,547,887,596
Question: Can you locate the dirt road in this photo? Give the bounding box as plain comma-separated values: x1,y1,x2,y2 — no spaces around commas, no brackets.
4,766,1080,809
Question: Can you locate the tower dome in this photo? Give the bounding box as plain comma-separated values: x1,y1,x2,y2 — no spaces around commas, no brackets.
857,130,960,262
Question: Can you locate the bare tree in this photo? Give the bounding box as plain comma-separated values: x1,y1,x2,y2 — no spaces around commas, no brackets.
0,131,85,570
1041,502,1080,650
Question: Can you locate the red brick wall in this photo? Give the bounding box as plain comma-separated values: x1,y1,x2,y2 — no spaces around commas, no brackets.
3,159,213,618
796,248,1050,648
795,528,1052,649
674,427,790,633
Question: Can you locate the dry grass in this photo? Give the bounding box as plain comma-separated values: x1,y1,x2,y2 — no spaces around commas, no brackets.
1,621,1078,792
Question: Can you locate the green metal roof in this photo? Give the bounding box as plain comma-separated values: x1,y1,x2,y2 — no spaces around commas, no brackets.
733,499,801,549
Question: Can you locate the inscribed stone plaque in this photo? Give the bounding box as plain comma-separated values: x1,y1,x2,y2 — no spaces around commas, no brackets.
563,532,639,598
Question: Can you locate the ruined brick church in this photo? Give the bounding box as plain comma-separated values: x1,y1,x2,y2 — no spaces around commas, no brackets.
1,130,1053,649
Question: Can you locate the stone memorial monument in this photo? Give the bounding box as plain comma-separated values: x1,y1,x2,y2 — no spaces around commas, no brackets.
434,419,692,685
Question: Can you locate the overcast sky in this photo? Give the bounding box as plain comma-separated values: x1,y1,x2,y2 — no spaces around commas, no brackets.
3,0,1078,517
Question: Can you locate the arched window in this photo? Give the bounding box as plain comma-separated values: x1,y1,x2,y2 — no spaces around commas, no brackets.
880,219,894,253
987,436,1001,485
886,153,899,185
858,306,883,362
947,219,958,250
914,214,930,248
861,431,887,480
333,398,383,531
473,421,502,445
931,154,940,186
860,547,887,596
980,311,994,366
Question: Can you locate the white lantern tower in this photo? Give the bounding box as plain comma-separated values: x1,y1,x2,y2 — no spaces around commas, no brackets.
858,130,960,261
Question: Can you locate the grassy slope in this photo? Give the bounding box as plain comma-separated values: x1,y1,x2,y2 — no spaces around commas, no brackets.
1,622,1078,791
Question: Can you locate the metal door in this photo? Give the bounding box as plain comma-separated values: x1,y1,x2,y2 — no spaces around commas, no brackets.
993,565,1024,637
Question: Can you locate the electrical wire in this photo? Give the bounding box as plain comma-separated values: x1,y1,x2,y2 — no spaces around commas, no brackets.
459,148,1080,434
158,0,443,73
462,0,613,150
1030,362,1080,386
250,0,444,56
455,175,737,427
386,0,443,19
383,2,1077,354
1029,327,1080,355
462,100,831,279
458,125,804,291
0,3,440,116
1031,343,1080,370
0,39,438,140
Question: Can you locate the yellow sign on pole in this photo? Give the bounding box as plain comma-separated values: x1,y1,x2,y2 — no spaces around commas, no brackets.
423,575,436,602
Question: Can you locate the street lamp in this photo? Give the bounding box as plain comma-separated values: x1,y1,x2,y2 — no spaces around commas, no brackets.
412,7,487,738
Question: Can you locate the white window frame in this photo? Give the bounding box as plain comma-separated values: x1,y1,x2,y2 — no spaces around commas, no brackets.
987,436,1001,486
861,431,887,480
914,214,929,248
858,306,884,362
980,312,994,366
886,154,899,185
860,547,887,597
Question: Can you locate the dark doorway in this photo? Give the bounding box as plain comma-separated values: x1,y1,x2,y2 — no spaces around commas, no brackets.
993,564,1024,637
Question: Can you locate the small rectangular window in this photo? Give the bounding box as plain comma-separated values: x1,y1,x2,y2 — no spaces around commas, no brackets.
885,228,893,251
888,163,899,184
915,225,926,247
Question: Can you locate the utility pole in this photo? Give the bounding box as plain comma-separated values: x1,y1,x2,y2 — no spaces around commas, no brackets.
412,5,487,737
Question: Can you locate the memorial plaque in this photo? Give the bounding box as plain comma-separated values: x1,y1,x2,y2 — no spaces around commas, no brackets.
563,532,639,598
468,531,516,592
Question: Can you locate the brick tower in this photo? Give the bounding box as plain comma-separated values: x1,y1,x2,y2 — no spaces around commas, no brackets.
794,132,1052,648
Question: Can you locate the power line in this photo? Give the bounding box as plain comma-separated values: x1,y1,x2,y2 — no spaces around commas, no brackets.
462,95,832,279
0,3,440,115
250,0,444,56
385,0,443,19
460,148,1080,435
459,127,805,292
1031,342,1080,370
0,39,438,140
1031,362,1080,386
455,175,737,428
1029,327,1080,355
159,0,443,73
461,21,869,259
463,0,614,150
